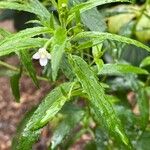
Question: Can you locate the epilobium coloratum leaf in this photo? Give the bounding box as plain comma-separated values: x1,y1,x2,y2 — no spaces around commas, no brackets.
69,55,132,149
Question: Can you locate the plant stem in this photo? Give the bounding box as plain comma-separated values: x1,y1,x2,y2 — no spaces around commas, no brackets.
0,60,19,71
44,38,52,49
0,60,49,82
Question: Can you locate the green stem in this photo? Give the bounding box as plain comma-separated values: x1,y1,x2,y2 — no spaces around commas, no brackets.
0,60,48,82
44,38,52,49
145,75,150,86
0,60,18,71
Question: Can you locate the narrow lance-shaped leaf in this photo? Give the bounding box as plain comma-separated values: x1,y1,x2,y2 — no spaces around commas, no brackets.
73,32,150,52
0,38,48,57
0,0,51,24
29,0,51,20
0,27,51,45
60,54,75,80
70,0,133,14
29,0,52,26
68,0,133,23
98,64,149,75
10,67,22,102
0,28,11,38
51,27,67,81
0,1,31,12
72,0,106,32
26,82,76,130
19,50,39,87
12,82,75,150
12,107,40,150
69,55,132,149
92,44,104,72
0,27,51,56
140,56,150,67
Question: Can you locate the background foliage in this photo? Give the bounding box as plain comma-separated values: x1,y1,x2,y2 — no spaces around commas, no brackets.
0,0,150,149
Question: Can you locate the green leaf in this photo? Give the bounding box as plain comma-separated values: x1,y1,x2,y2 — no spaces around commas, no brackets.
98,64,149,75
10,67,22,102
94,59,104,73
51,108,84,149
12,82,75,150
73,32,150,52
0,37,48,57
25,19,42,25
12,107,40,150
0,1,30,11
27,82,76,130
68,0,133,23
92,44,104,72
0,27,51,44
114,105,136,127
0,28,11,38
137,88,149,129
77,40,94,50
51,27,67,81
0,27,51,56
29,0,51,20
95,128,108,150
29,0,51,26
19,50,39,87
121,45,148,66
140,56,150,67
69,55,132,149
70,0,132,14
60,54,75,80
136,131,150,150
109,75,140,92
81,7,106,32
0,0,51,25
72,0,106,32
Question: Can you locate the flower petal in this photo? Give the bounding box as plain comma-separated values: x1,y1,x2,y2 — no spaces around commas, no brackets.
47,53,51,59
39,58,48,66
39,47,46,53
32,52,40,59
